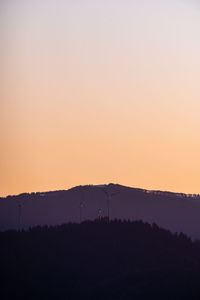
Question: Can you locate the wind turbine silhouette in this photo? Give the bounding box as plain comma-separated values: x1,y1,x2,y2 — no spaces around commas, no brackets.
101,188,120,222
79,190,85,223
17,201,24,230
97,208,102,220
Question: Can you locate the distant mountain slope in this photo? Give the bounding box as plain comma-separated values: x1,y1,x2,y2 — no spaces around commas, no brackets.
1,183,200,238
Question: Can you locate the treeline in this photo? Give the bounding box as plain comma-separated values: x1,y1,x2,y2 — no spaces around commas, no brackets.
1,220,200,299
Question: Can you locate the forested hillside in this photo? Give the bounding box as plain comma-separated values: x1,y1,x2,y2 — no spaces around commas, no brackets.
1,220,200,299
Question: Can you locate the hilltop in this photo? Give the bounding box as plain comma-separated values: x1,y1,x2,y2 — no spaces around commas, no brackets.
1,183,200,238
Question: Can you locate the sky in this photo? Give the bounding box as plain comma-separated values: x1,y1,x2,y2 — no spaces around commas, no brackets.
1,0,200,196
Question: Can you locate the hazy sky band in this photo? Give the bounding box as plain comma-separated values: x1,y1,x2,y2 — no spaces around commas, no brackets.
1,0,200,196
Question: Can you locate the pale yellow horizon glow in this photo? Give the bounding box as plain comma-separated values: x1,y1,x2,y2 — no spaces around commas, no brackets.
1,0,200,196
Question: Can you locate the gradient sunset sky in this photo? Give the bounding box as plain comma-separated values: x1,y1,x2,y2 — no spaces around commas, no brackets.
1,0,200,196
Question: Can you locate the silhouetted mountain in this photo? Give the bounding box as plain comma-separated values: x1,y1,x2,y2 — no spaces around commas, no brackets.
1,220,200,299
1,183,200,238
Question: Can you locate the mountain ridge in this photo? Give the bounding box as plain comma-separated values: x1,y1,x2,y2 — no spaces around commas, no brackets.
1,183,200,199
1,183,200,238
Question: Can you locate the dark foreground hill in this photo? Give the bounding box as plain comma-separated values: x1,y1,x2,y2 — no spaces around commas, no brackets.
1,183,200,238
1,220,200,299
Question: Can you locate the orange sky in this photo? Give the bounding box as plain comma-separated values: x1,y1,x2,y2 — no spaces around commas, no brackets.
1,0,200,196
